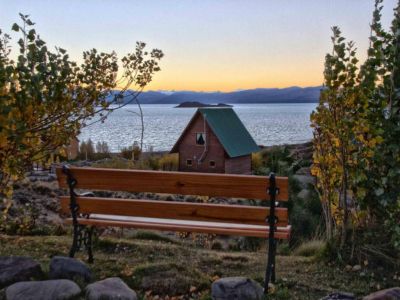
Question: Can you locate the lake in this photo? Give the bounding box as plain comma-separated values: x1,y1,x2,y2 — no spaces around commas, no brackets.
79,103,317,152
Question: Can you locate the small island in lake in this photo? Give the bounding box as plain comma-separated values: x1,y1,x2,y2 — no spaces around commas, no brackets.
175,101,233,108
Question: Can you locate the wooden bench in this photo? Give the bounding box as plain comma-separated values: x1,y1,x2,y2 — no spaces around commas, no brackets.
56,165,290,292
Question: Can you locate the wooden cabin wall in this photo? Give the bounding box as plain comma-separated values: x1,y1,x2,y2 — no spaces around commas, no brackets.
224,155,252,174
178,114,225,173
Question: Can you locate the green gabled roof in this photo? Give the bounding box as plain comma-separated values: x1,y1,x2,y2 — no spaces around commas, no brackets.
171,107,259,157
198,108,259,157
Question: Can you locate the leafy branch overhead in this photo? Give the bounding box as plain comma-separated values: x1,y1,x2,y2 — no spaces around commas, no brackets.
0,14,163,205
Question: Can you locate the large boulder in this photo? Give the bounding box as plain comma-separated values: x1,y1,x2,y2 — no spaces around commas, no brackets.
0,256,43,288
363,287,400,300
320,292,355,300
5,279,81,300
211,277,264,300
49,256,92,283
85,277,137,300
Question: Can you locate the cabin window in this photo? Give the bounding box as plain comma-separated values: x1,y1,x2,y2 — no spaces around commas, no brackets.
209,160,216,168
196,133,206,145
186,159,192,167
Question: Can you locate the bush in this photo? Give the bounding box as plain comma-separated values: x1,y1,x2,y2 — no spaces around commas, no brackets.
237,236,264,251
134,230,177,244
293,240,326,257
120,145,141,161
158,154,178,171
276,242,291,256
262,146,293,175
92,157,134,169
251,152,263,173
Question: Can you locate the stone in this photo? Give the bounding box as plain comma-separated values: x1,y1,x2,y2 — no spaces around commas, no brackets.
345,265,352,272
352,265,362,272
49,256,92,283
292,174,315,189
297,189,311,200
0,256,43,288
211,277,264,300
363,287,400,300
5,279,81,300
295,167,312,175
320,292,355,300
85,277,137,300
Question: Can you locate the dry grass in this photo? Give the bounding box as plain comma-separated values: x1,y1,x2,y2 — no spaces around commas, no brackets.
0,233,397,299
292,240,326,257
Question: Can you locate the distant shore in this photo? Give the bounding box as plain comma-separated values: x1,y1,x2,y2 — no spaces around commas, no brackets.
174,101,232,108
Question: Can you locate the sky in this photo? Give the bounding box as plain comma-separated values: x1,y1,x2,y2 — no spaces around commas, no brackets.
0,0,398,92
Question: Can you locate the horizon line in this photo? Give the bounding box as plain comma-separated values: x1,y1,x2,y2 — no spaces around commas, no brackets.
116,85,324,93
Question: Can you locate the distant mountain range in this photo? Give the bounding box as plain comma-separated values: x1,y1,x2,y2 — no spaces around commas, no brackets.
107,86,322,105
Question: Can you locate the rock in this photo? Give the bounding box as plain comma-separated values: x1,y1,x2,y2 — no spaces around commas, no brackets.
352,265,362,272
211,277,264,300
345,265,352,272
49,256,92,283
292,174,315,189
85,277,137,300
5,279,81,300
295,167,312,175
297,189,311,200
363,287,400,300
0,256,43,288
320,292,355,300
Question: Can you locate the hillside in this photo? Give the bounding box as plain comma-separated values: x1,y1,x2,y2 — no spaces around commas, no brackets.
107,86,322,105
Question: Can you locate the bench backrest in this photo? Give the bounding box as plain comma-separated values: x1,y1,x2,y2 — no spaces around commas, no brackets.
56,166,289,229
56,167,288,200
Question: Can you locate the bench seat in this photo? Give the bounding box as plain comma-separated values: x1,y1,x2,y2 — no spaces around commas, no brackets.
66,215,291,239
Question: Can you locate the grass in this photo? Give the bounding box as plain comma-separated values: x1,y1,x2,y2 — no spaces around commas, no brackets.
0,233,398,299
292,240,326,257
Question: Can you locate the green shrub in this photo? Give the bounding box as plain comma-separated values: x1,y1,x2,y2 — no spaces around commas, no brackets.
276,242,291,256
293,240,326,257
251,152,263,173
158,154,178,171
92,157,134,169
238,236,264,251
134,230,177,244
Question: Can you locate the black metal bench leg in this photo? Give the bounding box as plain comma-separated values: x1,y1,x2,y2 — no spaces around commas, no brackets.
264,173,278,294
271,239,277,283
69,223,80,258
265,237,277,292
86,226,94,264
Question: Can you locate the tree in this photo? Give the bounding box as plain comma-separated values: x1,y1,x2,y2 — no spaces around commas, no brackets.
96,141,110,154
311,0,400,259
0,14,163,209
311,26,362,247
127,109,145,154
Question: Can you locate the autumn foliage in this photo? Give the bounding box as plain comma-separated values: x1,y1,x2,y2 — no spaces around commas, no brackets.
0,15,163,211
311,0,400,260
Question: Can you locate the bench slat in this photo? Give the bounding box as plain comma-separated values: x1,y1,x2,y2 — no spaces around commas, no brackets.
59,197,289,227
56,167,288,201
66,218,291,239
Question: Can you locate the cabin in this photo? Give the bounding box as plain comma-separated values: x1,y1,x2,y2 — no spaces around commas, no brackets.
170,108,259,174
